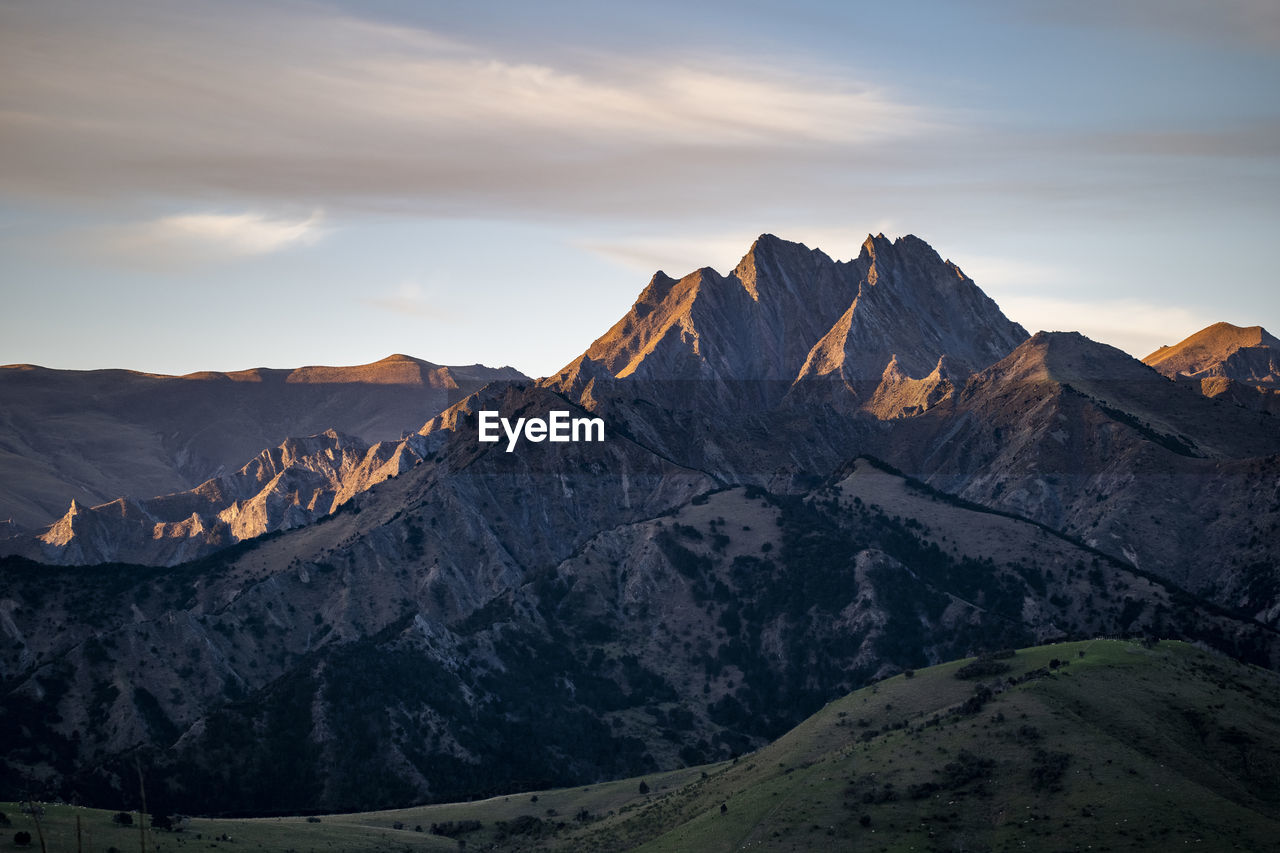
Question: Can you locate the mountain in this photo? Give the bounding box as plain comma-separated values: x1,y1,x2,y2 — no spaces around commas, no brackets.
1143,321,1280,413
561,233,1027,413
2,454,1275,814
5,429,436,566
883,330,1280,624
1145,321,1280,383
0,355,526,530
514,639,1280,852
552,244,1280,623
1,233,1031,565
2,231,1279,817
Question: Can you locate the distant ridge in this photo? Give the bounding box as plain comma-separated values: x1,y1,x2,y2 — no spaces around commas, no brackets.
176,353,521,387
1143,321,1280,413
1144,321,1279,380
0,355,526,528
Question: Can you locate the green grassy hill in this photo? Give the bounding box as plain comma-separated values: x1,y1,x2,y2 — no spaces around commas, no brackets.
7,639,1279,853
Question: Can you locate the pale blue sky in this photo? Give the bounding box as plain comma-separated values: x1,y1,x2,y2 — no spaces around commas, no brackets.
2,0,1278,377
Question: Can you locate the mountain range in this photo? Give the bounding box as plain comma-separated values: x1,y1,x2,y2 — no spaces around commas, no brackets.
2,232,1277,816
0,355,525,531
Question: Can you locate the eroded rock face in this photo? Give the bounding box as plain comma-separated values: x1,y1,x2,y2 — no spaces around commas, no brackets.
791,234,1028,394
20,429,429,566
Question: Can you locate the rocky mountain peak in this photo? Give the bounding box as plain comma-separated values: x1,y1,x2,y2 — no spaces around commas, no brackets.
929,354,956,381
731,233,831,300
565,232,1027,407
858,231,892,257
634,270,678,313
792,235,1028,393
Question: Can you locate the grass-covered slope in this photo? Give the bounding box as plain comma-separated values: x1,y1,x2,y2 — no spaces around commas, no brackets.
603,638,1280,853
7,639,1278,852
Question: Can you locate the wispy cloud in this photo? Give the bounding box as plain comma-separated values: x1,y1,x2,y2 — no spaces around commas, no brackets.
0,0,934,218
579,232,768,277
79,210,323,268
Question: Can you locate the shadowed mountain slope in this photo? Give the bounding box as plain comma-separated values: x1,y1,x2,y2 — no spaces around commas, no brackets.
2,449,1276,814
881,331,1280,624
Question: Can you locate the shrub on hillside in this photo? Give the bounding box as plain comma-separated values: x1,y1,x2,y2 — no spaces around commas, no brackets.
430,820,482,838
1031,749,1072,791
955,657,1012,679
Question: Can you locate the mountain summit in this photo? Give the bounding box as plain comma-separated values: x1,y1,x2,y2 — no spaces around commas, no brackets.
1144,322,1280,381
554,234,1027,412
1143,322,1280,413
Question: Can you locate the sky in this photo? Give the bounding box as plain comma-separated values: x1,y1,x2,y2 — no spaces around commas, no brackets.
2,0,1278,379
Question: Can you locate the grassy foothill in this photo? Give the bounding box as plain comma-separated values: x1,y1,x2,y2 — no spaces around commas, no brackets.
7,638,1278,852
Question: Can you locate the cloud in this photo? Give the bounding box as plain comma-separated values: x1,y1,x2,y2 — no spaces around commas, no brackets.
0,0,934,218
995,295,1211,360
83,210,323,268
363,282,454,321
579,232,766,277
